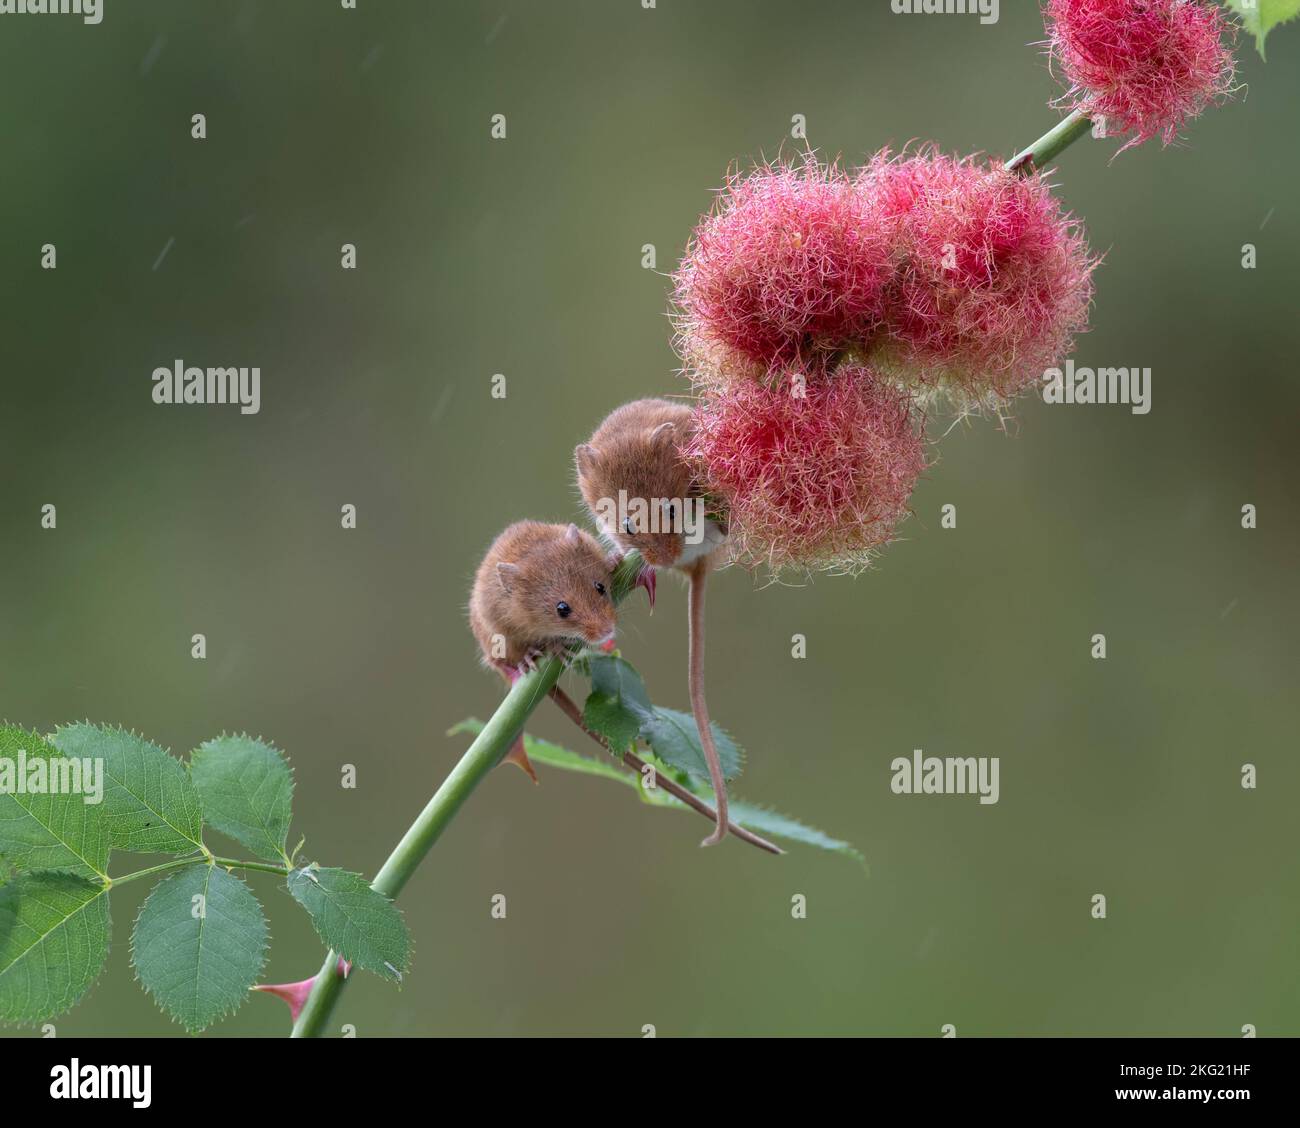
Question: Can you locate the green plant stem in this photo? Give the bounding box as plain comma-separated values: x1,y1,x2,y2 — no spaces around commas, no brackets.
108,857,202,888
212,856,293,877
109,854,290,888
290,553,651,1038
1008,108,1093,175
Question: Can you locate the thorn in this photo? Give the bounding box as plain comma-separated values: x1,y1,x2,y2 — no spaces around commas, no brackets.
502,735,539,784
253,958,351,1023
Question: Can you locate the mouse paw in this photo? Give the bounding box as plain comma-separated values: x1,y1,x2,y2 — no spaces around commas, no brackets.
520,647,545,674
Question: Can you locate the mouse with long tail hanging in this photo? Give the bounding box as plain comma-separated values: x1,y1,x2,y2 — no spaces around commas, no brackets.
472,0,1241,850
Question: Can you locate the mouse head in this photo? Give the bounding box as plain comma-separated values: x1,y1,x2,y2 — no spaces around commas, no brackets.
496,523,618,649
576,418,699,569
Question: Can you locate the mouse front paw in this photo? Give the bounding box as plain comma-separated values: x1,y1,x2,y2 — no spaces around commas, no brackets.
519,647,545,674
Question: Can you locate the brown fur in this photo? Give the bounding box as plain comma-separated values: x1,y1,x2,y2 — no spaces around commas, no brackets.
575,398,700,567
575,400,732,846
469,521,618,672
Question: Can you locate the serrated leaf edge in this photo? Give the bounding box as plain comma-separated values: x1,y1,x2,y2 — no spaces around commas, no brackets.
189,731,296,864
0,874,112,1027
129,864,269,1034
286,865,411,984
0,722,111,881
52,721,205,856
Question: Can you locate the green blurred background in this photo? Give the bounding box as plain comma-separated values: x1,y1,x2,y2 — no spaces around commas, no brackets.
1,0,1296,1037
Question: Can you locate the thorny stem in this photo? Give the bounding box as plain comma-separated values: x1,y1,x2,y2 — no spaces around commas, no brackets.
291,553,670,1038
1008,108,1093,175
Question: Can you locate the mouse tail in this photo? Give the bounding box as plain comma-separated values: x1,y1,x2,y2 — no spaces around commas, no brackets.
688,557,729,846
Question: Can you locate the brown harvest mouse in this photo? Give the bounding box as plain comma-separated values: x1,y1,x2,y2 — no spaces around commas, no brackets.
575,398,732,845
469,520,620,781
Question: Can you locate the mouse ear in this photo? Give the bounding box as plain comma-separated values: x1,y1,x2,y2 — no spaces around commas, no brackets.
575,444,601,475
649,421,676,447
496,562,521,592
564,523,582,544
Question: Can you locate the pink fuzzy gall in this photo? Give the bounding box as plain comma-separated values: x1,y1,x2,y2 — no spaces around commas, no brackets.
674,155,895,381
859,148,1096,407
685,367,926,576
1044,0,1236,151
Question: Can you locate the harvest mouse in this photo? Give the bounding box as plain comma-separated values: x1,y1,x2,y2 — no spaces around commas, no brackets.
575,399,732,845
469,520,619,780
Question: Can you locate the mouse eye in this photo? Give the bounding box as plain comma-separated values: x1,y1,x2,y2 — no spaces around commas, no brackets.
556,602,572,619
594,581,606,596
623,517,636,537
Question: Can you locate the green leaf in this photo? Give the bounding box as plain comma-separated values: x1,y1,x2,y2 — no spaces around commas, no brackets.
131,864,268,1033
582,657,744,782
0,871,111,1023
588,656,655,716
724,802,865,867
450,720,863,866
639,706,744,783
582,655,654,753
582,691,644,754
0,725,110,881
286,866,409,982
1225,0,1300,57
189,734,294,863
52,723,204,857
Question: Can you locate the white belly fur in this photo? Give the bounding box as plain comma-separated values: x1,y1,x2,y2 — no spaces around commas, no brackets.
676,519,727,567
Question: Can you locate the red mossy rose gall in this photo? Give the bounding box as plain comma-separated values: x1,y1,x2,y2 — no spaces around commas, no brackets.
684,366,927,576
673,154,896,382
1043,0,1236,152
860,147,1096,405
